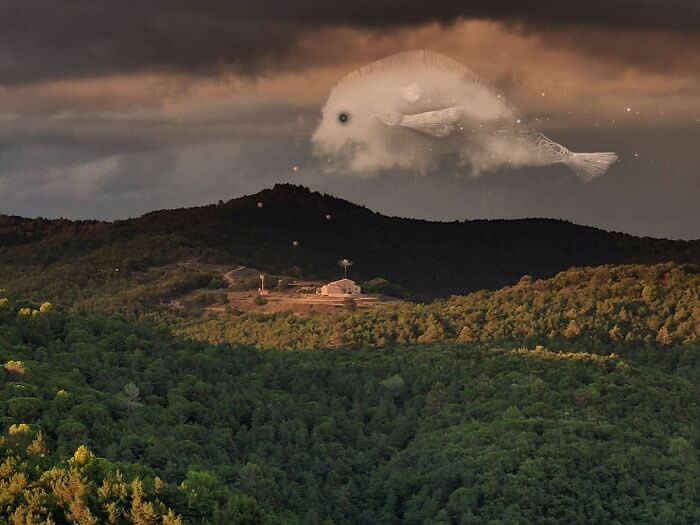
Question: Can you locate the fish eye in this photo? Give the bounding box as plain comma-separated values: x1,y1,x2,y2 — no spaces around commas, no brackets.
337,112,350,125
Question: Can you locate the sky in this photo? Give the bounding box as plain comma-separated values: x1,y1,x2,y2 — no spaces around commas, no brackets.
0,1,699,239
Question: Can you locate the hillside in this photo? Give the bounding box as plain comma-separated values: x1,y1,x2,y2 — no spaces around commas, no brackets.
1,293,698,523
1,225,698,523
1,184,698,311
179,262,700,350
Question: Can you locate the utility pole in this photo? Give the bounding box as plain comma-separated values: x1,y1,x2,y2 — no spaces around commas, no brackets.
338,259,353,279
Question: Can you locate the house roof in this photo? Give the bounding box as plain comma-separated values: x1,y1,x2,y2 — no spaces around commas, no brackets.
326,278,358,286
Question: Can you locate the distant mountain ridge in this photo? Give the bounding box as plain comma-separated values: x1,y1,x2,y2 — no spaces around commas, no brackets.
1,183,699,299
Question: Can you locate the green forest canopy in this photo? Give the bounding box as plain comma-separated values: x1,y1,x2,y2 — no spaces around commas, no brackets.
179,263,700,350
1,269,698,523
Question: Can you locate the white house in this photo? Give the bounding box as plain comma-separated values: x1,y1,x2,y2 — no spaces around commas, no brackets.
318,278,361,297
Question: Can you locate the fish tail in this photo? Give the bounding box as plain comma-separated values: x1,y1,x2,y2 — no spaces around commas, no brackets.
566,151,618,181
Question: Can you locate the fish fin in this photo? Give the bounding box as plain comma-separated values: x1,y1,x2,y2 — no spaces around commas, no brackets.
403,122,455,138
402,83,422,103
566,152,618,181
399,107,462,137
374,112,403,126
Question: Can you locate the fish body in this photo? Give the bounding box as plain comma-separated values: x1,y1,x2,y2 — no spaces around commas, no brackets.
312,50,617,180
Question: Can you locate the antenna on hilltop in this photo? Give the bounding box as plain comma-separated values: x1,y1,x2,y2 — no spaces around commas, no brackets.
338,258,353,279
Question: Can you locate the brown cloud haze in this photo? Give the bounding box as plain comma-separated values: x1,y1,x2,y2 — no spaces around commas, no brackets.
3,20,699,123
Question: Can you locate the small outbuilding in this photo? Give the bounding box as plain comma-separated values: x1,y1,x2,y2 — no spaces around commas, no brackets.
318,278,361,297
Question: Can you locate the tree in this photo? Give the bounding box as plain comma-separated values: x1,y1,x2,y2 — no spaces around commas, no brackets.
608,325,623,341
124,382,141,403
563,320,582,338
215,494,275,525
656,326,673,346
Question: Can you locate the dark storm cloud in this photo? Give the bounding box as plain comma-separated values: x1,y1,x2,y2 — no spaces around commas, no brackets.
2,1,700,84
278,1,700,31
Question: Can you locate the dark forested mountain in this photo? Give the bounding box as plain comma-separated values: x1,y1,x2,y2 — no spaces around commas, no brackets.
1,184,698,302
1,187,699,523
